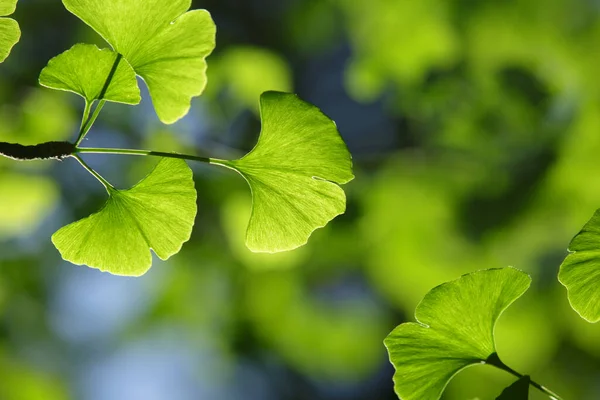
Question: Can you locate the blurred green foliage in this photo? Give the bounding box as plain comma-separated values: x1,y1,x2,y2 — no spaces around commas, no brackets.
206,46,292,113
2,0,600,399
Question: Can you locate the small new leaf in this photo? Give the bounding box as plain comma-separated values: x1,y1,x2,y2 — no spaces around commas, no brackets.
384,267,531,400
496,376,530,400
62,0,216,124
215,91,354,253
52,158,197,276
558,209,600,322
0,0,20,62
39,44,140,105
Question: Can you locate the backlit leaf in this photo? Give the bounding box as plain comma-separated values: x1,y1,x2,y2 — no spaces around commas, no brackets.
0,0,20,62
384,267,531,400
212,91,354,252
39,43,140,105
558,209,600,322
62,0,216,124
52,158,197,276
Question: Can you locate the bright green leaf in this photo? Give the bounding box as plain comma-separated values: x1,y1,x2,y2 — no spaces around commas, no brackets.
39,44,140,105
220,193,307,270
384,267,531,400
496,376,530,400
52,158,197,276
62,0,216,124
214,91,354,253
558,209,600,322
0,0,20,63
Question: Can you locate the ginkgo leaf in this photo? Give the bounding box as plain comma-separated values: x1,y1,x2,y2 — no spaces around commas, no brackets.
384,267,531,400
39,43,140,105
212,91,354,253
0,0,20,63
558,209,600,322
496,376,530,400
52,158,197,276
62,0,216,124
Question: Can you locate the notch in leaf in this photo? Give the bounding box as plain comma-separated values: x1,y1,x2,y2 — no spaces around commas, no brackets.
0,0,21,62
384,267,561,400
212,91,354,253
558,208,600,322
62,0,216,124
52,158,197,276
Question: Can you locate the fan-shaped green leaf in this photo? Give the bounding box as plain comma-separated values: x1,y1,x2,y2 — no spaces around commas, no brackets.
62,0,216,124
52,158,197,276
384,267,531,400
0,0,20,63
213,91,354,253
39,44,140,105
558,209,600,322
496,376,530,400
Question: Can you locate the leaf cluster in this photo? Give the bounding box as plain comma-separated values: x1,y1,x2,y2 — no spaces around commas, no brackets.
0,0,354,276
5,1,600,400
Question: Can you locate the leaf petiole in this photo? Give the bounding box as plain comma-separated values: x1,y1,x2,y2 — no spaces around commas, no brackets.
74,52,121,145
79,101,92,131
486,353,563,400
72,154,115,192
75,146,216,164
75,100,106,146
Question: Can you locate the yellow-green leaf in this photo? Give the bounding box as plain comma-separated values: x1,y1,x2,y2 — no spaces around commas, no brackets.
213,91,354,252
559,209,600,322
384,268,531,400
0,0,20,62
62,0,216,124
39,43,140,105
52,158,197,276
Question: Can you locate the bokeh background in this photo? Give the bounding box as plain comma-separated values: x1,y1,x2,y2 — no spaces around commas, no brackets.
1,0,600,399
